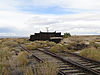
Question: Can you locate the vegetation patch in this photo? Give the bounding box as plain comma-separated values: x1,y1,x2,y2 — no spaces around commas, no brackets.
25,61,59,75
25,67,34,75
2,40,18,47
25,42,41,50
80,48,100,61
40,41,56,48
17,51,29,66
15,38,29,44
50,44,67,53
67,42,88,50
25,41,56,50
90,42,100,49
63,32,71,38
0,47,12,75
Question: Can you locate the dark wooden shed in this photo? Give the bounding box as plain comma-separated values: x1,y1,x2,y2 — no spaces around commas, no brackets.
29,31,63,43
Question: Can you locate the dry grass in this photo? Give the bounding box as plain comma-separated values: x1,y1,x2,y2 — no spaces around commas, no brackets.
80,47,100,61
0,67,10,75
25,67,34,75
90,42,100,48
25,61,59,75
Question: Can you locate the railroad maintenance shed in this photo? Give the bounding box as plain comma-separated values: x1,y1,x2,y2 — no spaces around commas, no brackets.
29,31,63,43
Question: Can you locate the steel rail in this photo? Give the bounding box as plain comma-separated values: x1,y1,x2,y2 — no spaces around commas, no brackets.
37,48,100,75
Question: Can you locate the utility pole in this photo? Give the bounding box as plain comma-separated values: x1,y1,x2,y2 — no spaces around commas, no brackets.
46,27,49,32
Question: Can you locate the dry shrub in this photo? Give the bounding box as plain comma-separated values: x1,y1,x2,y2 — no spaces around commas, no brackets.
15,38,28,44
0,47,11,61
66,42,88,50
25,67,34,75
50,44,67,53
25,42,41,50
66,42,77,49
2,40,18,47
10,48,20,53
31,42,41,48
26,41,56,50
0,64,10,75
0,40,2,44
25,44,36,50
8,56,19,70
38,41,48,47
40,41,56,47
80,47,100,61
47,41,56,47
90,42,100,49
17,51,29,66
0,47,11,75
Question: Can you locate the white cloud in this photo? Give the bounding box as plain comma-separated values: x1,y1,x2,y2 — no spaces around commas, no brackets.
0,9,100,36
0,0,100,36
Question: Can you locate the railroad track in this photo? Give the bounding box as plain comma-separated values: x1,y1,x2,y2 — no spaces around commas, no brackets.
64,52,100,73
45,48,100,74
19,45,100,75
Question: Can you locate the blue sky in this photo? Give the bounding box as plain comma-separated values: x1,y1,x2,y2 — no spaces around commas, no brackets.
0,0,100,36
